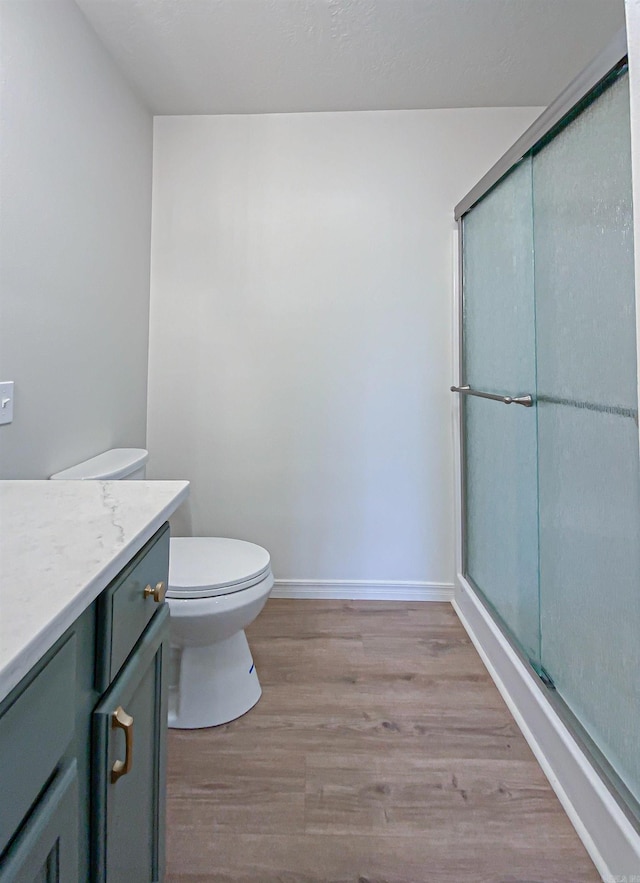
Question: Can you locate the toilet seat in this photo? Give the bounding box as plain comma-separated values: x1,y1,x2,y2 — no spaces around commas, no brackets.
168,537,272,599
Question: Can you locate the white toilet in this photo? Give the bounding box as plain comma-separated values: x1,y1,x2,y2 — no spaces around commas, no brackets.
50,448,273,728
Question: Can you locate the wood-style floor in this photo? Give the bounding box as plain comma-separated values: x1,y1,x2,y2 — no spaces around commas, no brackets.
165,600,598,883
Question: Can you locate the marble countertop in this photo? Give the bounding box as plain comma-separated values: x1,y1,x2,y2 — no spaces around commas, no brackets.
0,479,189,703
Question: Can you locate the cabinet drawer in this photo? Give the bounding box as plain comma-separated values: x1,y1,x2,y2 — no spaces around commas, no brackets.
0,636,76,857
0,760,78,882
96,523,170,691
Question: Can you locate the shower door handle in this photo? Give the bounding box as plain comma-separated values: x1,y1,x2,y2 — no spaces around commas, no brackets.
450,385,533,407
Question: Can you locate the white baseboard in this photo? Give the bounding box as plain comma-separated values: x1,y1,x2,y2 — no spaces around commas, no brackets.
453,577,640,882
271,579,454,602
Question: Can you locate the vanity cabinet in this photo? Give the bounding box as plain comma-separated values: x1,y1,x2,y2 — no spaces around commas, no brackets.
0,523,171,883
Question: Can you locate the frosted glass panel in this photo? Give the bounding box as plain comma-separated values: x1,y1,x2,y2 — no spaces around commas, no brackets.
537,406,640,797
534,75,637,409
534,72,640,802
462,159,540,663
464,396,540,660
464,161,536,393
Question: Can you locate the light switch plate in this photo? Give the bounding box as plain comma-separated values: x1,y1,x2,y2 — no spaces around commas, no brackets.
0,381,14,425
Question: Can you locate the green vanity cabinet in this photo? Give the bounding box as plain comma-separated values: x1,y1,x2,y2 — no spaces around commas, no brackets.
0,523,171,883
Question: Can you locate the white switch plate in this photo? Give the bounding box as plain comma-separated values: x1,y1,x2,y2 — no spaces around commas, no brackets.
0,381,14,425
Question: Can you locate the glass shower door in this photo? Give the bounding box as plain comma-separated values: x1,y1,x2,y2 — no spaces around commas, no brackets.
534,71,640,804
458,40,639,817
461,158,541,666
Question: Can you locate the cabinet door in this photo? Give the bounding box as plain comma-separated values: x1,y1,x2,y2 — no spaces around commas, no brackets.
0,761,79,883
92,606,169,883
0,636,76,857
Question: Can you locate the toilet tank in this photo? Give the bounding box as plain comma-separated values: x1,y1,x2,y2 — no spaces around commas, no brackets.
49,448,148,481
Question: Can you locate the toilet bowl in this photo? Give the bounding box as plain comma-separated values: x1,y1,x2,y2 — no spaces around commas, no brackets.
167,537,273,728
50,448,273,728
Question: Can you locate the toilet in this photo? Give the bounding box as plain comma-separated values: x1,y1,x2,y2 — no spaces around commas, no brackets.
50,448,273,728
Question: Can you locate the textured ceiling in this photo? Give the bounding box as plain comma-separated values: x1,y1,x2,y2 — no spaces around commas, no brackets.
75,0,626,114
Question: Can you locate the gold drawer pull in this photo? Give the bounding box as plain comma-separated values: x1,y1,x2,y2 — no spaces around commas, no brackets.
111,705,134,783
143,581,166,603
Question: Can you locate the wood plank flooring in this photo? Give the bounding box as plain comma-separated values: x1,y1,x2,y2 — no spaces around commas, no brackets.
165,600,599,883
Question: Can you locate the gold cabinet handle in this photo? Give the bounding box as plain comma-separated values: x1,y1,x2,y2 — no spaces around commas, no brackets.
143,581,166,603
111,705,134,784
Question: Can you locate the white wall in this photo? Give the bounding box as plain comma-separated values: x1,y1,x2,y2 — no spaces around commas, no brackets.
0,0,153,478
147,108,540,584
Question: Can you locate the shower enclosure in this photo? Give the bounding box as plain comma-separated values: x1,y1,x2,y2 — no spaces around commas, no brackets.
453,29,640,822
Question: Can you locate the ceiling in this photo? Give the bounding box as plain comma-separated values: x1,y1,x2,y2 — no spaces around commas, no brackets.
75,0,626,115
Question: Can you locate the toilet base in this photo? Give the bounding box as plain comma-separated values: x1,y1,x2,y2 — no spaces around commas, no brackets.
168,630,262,728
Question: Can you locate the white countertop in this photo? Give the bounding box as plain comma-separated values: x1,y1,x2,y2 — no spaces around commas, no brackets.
0,479,189,703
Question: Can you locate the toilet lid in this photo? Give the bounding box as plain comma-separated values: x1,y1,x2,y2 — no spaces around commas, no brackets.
167,537,271,598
